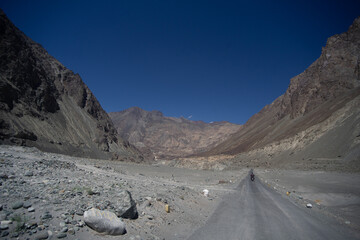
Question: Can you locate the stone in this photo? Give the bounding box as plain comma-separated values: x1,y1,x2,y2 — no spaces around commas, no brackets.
0,173,8,179
56,232,67,238
0,224,9,230
68,228,75,235
0,204,2,211
25,171,34,177
12,201,24,209
23,201,32,208
41,212,52,220
1,230,9,237
11,232,19,237
78,220,85,227
28,207,35,212
1,220,12,225
61,226,68,232
84,208,126,235
114,190,138,219
34,231,49,240
306,203,312,208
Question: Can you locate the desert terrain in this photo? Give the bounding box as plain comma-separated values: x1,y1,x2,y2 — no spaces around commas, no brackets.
1,145,359,239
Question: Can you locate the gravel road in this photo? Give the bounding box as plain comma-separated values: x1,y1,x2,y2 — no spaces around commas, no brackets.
188,172,359,240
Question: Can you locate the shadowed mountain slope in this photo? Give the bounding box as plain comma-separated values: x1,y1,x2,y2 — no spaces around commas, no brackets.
109,107,241,159
199,17,360,165
0,9,142,161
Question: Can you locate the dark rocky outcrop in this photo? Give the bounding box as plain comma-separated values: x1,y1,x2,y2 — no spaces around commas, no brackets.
0,9,142,161
109,107,241,159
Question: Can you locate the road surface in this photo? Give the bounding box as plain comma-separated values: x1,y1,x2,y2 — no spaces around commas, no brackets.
188,172,359,240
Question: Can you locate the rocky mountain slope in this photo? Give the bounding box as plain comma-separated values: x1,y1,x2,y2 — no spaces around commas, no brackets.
109,107,241,159
0,9,142,161
196,17,360,169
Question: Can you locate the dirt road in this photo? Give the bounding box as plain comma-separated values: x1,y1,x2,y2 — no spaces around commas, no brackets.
188,172,359,240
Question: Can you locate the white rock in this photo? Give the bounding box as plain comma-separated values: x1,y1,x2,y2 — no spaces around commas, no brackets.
202,189,209,197
306,203,312,208
84,208,126,235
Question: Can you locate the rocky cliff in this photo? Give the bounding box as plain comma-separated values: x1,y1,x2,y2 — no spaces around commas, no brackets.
198,17,360,168
109,107,241,159
0,9,142,161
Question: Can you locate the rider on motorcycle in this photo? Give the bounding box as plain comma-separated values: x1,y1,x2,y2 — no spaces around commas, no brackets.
250,169,255,181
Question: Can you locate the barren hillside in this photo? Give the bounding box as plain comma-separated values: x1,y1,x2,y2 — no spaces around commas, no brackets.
195,17,360,169
0,10,142,161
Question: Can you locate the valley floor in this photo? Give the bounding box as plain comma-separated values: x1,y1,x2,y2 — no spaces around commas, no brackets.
0,145,359,239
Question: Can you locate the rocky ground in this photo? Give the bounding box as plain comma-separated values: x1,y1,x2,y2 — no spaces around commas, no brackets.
0,145,246,240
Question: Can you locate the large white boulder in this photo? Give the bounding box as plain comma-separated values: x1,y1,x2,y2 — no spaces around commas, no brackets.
84,208,126,235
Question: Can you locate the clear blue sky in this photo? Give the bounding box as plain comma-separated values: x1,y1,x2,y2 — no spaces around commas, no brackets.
1,0,359,124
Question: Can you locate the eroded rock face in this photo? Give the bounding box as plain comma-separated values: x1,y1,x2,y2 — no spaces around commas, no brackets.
109,107,241,159
84,208,127,235
0,9,142,161
201,17,360,158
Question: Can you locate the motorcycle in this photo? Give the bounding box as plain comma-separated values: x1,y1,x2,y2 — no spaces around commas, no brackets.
250,173,255,181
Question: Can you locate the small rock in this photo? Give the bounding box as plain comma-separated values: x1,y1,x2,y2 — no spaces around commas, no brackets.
11,232,19,238
77,220,85,227
25,171,34,177
0,204,3,211
23,201,32,208
0,224,9,230
0,173,8,179
345,221,351,225
41,212,52,220
28,207,35,212
1,220,12,225
1,231,9,237
56,232,67,238
306,203,312,208
76,209,84,216
61,226,68,233
84,208,126,235
59,222,66,228
68,228,75,235
35,231,49,240
12,201,24,209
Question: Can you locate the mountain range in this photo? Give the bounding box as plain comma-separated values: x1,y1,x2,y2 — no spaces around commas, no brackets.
109,107,240,159
0,8,359,170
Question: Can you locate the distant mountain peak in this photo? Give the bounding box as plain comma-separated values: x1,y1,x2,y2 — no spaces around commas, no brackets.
109,107,241,159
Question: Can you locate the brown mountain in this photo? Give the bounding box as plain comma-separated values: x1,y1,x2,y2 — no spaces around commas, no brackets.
109,107,241,159
0,10,142,161
197,17,360,169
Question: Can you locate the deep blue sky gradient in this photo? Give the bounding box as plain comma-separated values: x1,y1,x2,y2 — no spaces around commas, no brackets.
1,0,359,124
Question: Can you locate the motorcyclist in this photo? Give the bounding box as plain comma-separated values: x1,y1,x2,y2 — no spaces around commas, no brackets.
250,170,255,181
